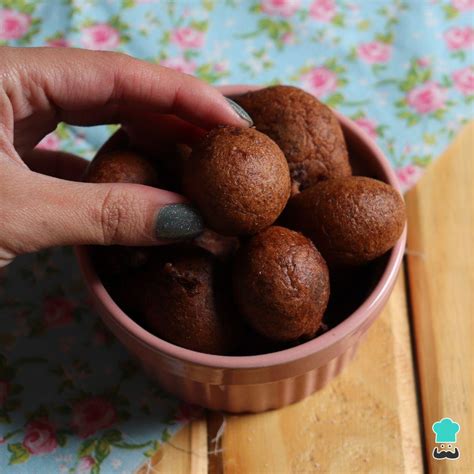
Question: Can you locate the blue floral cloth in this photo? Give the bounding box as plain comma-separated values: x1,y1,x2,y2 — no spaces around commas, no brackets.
0,0,473,472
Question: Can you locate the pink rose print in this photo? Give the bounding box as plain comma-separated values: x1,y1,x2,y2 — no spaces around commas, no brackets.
452,0,474,11
261,0,301,17
396,165,424,192
357,41,392,64
72,397,117,438
309,0,336,22
0,9,31,40
407,82,446,114
354,117,378,140
77,455,96,473
171,27,205,49
452,67,474,95
417,57,431,68
81,24,120,51
0,380,9,406
36,132,60,151
43,296,74,328
47,38,70,48
301,67,337,98
281,32,295,44
23,418,58,455
160,57,196,75
213,61,228,73
444,26,474,50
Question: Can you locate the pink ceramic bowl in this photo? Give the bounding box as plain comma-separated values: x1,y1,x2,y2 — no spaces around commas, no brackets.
76,86,407,413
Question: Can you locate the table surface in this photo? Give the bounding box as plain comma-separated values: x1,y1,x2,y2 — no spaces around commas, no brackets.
137,123,473,474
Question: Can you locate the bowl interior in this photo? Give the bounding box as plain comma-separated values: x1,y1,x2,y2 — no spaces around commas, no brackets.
78,105,406,369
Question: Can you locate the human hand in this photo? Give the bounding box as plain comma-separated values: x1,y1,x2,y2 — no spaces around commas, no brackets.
0,46,252,267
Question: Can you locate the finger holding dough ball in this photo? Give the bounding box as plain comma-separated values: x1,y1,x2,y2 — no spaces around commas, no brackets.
283,176,406,266
233,226,330,342
85,149,162,278
84,149,160,186
182,126,291,236
234,85,351,194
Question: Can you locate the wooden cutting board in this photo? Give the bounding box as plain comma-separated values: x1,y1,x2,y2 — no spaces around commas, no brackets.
138,122,473,474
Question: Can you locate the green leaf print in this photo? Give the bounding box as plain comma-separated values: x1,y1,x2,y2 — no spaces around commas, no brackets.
190,20,208,32
413,155,432,166
102,429,122,443
423,133,437,145
357,20,371,31
144,440,161,457
91,464,101,474
57,433,67,447
8,443,30,465
161,428,171,443
94,439,111,463
78,439,96,458
376,32,394,44
331,13,345,27
326,92,344,107
203,0,215,11
111,440,152,450
249,3,261,13
324,58,346,74
1,0,35,15
443,4,459,19
0,411,11,424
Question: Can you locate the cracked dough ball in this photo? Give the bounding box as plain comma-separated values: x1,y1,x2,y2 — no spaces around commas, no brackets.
233,226,330,341
234,85,351,194
135,245,240,355
182,126,291,236
283,177,406,265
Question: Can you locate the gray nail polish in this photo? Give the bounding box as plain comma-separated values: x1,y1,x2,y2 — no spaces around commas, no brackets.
225,97,254,126
155,204,204,240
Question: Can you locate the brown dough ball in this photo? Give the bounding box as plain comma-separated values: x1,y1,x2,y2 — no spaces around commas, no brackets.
85,149,159,186
131,245,240,355
233,226,330,341
182,126,291,236
234,85,351,194
283,177,406,266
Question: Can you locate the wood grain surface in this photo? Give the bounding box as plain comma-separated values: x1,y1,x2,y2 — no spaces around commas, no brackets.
219,274,422,474
136,419,207,474
143,123,472,473
405,122,473,474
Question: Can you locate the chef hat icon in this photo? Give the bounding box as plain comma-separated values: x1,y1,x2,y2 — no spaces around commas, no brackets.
432,418,460,443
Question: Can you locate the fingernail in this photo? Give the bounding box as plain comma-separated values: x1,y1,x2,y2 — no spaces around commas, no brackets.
155,204,204,240
225,97,254,126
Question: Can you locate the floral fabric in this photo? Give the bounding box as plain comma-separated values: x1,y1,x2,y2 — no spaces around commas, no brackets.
0,0,473,472
1,0,473,191
0,248,197,473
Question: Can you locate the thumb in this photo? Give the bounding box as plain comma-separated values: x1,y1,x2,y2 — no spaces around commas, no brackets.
2,164,204,257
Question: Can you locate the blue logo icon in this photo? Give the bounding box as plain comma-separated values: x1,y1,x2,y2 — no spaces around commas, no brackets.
432,418,460,460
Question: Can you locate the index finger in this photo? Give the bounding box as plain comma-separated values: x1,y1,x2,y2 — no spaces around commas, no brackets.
3,47,250,130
